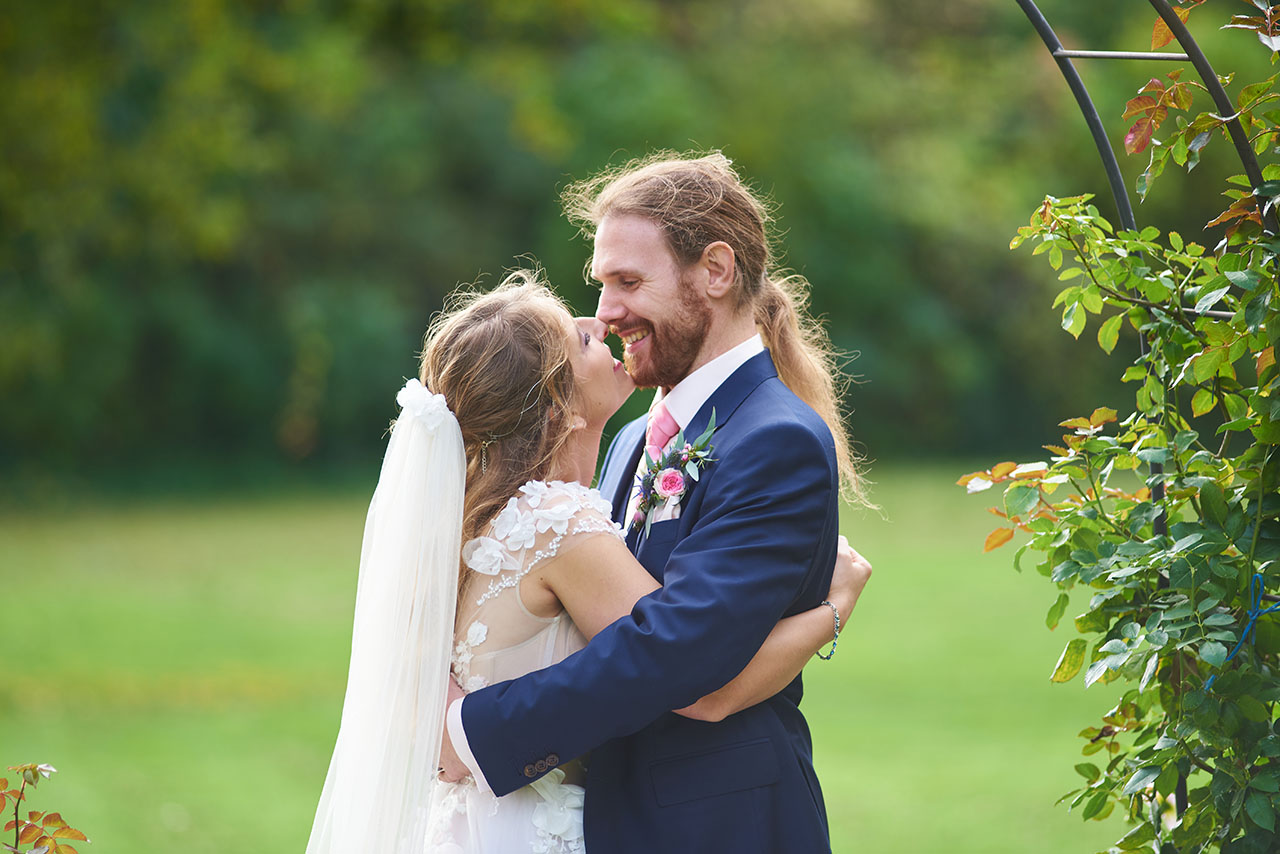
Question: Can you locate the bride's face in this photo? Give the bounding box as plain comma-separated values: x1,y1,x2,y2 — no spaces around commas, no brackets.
566,314,634,429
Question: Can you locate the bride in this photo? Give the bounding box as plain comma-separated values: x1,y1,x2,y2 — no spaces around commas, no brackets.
305,271,871,853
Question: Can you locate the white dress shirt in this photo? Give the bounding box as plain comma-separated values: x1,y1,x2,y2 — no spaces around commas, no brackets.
447,333,767,792
625,334,766,521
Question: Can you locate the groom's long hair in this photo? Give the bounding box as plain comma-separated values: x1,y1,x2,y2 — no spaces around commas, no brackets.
563,151,868,505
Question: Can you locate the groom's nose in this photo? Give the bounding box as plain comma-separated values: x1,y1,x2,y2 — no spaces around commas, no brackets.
595,286,624,330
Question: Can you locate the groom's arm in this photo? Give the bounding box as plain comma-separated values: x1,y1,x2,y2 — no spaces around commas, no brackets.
454,413,838,797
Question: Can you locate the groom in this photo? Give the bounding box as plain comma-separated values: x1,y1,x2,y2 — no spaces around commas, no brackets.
442,153,851,853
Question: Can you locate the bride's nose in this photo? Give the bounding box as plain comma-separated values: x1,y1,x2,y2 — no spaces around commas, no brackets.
577,316,608,341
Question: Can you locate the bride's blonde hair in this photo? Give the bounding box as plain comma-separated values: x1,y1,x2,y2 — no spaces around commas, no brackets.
419,270,579,600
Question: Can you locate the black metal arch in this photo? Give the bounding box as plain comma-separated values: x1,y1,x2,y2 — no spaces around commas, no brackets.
1014,0,1275,824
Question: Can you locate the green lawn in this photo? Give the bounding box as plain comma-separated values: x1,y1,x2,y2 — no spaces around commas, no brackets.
2,462,1125,852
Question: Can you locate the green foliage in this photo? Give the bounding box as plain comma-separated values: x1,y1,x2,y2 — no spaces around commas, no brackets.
1,764,89,854
965,6,1280,851
5,1,1257,478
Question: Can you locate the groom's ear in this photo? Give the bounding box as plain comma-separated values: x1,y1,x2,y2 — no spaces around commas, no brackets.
701,241,736,301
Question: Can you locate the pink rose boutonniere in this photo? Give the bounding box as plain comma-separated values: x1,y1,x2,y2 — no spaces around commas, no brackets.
629,409,717,539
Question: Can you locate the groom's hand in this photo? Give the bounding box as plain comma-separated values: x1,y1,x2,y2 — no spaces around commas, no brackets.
438,676,472,783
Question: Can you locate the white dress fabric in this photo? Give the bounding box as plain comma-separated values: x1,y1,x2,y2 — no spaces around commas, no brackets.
425,480,623,854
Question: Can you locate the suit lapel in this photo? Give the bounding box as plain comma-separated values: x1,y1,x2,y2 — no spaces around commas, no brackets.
682,350,778,442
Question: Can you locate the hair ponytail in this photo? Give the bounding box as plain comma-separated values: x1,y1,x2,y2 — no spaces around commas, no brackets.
753,275,866,505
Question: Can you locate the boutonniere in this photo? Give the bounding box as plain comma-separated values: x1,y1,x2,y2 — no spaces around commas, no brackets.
630,409,717,538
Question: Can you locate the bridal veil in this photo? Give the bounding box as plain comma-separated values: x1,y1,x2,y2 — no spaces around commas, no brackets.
306,379,464,853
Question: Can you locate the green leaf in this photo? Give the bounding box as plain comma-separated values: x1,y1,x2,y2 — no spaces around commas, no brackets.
685,460,700,481
1062,302,1086,339
1074,762,1101,782
1097,314,1123,354
1140,652,1160,692
1081,789,1110,820
1194,348,1227,384
1192,387,1216,417
1200,640,1229,667
1051,638,1087,683
1226,269,1264,291
1004,483,1039,518
1246,789,1276,831
1080,286,1104,314
1195,285,1231,314
1253,420,1280,445
1123,765,1161,795
1201,481,1229,527
1046,593,1070,630
694,409,717,447
1116,822,1156,850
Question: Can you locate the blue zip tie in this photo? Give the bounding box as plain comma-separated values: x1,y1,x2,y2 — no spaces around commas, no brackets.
1205,573,1280,691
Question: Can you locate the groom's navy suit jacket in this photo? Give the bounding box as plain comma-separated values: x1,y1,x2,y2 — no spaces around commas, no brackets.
461,350,839,853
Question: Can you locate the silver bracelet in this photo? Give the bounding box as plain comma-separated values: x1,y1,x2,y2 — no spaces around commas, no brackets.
816,599,841,660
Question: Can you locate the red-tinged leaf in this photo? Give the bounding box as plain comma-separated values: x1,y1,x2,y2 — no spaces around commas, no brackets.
51,828,87,842
984,528,1015,552
1123,94,1160,120
987,507,1009,518
19,823,43,844
1258,346,1276,375
1207,200,1255,228
1152,6,1193,50
1044,444,1070,456
27,812,43,823
956,471,985,487
41,813,65,828
1126,117,1158,155
54,843,79,854
990,461,1018,480
3,819,15,832
1090,406,1118,426
1059,417,1093,429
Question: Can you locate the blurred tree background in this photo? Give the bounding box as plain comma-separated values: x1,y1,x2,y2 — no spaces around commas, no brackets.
1,0,1270,488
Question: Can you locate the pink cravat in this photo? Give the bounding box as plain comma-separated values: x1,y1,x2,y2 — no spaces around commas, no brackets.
645,400,680,460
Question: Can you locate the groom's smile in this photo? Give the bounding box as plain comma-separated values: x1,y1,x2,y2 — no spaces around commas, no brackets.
592,214,711,389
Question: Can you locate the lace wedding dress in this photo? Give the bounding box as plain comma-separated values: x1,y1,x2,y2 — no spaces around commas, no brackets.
425,480,623,854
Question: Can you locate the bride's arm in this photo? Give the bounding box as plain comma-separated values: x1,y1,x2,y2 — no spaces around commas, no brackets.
529,533,871,720
674,535,870,722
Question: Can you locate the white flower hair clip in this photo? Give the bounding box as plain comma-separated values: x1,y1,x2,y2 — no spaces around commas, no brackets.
396,378,451,430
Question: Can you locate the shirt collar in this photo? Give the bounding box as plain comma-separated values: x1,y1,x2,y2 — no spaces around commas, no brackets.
653,333,765,431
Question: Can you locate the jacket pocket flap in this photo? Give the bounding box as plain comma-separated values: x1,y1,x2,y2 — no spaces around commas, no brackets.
649,738,780,807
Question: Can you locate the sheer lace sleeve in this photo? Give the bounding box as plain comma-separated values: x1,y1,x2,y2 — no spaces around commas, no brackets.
452,481,622,692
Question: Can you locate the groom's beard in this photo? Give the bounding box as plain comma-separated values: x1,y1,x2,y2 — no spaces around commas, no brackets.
624,275,712,389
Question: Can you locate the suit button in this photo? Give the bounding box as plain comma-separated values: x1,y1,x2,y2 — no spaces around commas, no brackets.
534,760,548,773
523,764,537,778
546,753,559,767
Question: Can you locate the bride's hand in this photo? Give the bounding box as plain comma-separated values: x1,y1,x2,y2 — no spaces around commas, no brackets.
826,535,872,620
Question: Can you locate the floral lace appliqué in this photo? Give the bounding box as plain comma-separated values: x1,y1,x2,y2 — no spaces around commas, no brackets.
465,482,621,609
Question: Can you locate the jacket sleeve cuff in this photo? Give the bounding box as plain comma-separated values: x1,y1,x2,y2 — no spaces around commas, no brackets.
447,697,491,794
